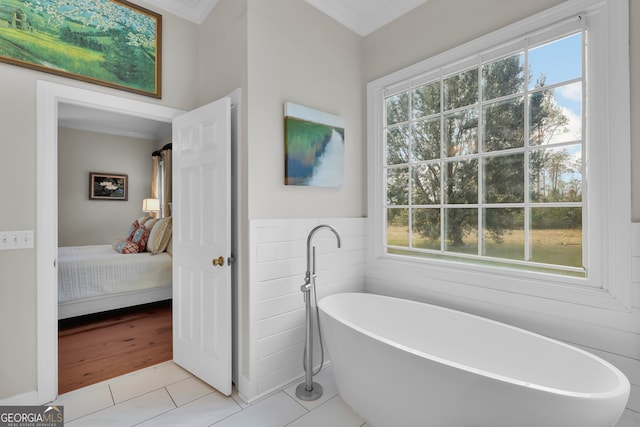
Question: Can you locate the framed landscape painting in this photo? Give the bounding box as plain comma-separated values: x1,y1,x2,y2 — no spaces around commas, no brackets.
0,0,161,98
284,102,345,187
90,172,128,200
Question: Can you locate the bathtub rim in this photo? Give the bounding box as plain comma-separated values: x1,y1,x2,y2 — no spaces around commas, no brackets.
318,292,630,401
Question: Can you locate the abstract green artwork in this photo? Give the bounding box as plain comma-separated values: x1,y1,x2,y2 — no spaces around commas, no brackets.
284,102,344,187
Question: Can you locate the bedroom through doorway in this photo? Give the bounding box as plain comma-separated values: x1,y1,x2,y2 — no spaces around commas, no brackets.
56,105,175,394
39,82,240,403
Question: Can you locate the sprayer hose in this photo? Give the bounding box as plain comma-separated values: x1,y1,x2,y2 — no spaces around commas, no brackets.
302,274,324,376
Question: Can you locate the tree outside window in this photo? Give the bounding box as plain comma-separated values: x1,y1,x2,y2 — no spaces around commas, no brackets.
384,32,584,276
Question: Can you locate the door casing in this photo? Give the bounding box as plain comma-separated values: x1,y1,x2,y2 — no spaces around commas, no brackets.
36,81,242,403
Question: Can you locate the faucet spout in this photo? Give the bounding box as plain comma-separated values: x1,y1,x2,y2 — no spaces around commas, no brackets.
306,224,341,275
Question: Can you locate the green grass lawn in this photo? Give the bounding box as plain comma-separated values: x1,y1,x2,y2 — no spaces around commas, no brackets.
387,225,583,272
0,28,113,79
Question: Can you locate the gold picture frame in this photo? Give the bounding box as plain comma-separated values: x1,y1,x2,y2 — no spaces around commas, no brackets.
89,172,128,201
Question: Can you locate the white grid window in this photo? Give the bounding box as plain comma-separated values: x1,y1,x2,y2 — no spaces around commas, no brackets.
382,28,585,277
368,0,631,321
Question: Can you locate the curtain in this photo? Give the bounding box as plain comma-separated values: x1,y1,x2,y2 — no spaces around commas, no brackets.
151,151,161,200
161,143,172,217
150,144,171,218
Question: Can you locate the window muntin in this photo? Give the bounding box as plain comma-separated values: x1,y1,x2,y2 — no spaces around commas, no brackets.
383,31,584,276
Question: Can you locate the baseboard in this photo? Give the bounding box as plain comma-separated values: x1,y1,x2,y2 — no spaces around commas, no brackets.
238,361,333,405
0,390,39,406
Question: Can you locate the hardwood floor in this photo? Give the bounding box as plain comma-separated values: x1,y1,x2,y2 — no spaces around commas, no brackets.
58,300,173,395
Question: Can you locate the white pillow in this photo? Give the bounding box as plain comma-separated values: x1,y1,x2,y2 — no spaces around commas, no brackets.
146,216,172,254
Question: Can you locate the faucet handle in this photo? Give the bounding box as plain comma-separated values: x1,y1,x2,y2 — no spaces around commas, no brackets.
300,283,310,302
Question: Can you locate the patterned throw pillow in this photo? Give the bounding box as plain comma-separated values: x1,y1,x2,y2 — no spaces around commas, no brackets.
112,239,139,254
129,224,151,252
126,219,140,241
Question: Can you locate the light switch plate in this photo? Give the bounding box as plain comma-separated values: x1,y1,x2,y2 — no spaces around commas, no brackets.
0,230,34,250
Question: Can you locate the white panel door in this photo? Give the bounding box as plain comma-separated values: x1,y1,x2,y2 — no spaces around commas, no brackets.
172,97,232,395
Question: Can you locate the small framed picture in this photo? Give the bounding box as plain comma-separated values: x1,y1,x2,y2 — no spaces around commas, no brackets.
89,172,128,201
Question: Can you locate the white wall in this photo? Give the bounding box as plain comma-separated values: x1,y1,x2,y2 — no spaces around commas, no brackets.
58,128,155,246
625,224,640,413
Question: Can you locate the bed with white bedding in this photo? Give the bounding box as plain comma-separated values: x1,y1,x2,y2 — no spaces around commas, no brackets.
57,244,172,319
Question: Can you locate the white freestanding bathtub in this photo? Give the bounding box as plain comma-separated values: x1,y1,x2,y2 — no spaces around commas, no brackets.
318,292,630,427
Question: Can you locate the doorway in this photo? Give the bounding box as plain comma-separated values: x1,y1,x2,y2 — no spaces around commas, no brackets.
56,103,175,393
37,81,241,404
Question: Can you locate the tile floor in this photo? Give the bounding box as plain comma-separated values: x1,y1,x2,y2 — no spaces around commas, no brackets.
52,361,639,427
52,361,368,427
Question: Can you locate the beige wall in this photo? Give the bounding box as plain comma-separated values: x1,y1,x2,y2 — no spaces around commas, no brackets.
246,0,365,219
196,0,250,385
197,0,248,234
0,10,200,400
57,128,156,247
362,0,564,82
363,0,640,220
197,0,248,106
195,0,365,391
0,64,38,398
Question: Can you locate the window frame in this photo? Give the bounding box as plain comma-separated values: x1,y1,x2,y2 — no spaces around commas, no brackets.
383,26,585,276
366,0,632,314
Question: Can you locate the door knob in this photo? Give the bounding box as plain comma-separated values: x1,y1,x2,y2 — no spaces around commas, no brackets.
212,256,225,267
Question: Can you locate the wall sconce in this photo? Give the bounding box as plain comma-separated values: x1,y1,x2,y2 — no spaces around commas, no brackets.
142,198,160,217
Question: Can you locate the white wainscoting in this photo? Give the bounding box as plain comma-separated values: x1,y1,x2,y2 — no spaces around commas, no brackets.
625,223,640,413
244,218,366,401
242,218,639,415
630,223,640,310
